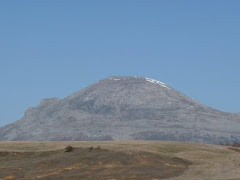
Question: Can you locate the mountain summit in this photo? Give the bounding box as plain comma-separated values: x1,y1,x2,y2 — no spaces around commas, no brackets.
1,76,240,144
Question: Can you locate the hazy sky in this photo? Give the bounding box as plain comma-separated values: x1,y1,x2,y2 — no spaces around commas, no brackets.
1,0,240,126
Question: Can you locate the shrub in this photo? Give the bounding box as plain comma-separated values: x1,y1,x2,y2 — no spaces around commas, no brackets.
89,146,93,152
65,145,74,152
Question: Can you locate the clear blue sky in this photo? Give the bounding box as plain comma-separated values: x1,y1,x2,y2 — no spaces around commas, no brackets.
0,0,239,126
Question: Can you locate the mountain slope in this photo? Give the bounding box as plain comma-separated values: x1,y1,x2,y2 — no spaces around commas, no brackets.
0,76,239,144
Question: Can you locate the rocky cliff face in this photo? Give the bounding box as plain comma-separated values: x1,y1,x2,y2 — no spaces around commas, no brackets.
0,76,239,144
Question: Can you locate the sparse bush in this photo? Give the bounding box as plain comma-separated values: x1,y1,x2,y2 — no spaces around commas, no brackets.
89,146,93,152
96,146,101,150
65,145,74,152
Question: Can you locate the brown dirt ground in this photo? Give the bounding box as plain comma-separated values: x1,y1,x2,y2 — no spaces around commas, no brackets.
0,141,240,180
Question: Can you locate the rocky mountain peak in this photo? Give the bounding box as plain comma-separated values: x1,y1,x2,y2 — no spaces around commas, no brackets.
0,76,239,144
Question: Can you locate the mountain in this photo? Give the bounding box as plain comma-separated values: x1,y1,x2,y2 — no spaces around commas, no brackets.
0,76,240,144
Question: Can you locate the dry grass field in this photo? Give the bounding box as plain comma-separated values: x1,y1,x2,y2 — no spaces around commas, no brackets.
0,141,240,180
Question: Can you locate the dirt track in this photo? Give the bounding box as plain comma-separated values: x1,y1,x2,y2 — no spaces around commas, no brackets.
0,141,240,180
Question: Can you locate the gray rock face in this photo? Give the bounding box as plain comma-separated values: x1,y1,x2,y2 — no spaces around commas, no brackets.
0,76,240,144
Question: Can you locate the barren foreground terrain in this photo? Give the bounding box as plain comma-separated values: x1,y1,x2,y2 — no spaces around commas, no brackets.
0,141,240,180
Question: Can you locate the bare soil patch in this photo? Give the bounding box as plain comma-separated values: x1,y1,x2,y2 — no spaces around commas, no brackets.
1,141,240,180
0,145,190,180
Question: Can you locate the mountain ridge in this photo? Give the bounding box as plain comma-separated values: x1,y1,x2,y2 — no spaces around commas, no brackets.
0,76,239,144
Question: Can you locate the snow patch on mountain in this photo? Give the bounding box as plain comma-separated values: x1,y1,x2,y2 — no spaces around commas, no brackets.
145,77,169,89
109,78,121,81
